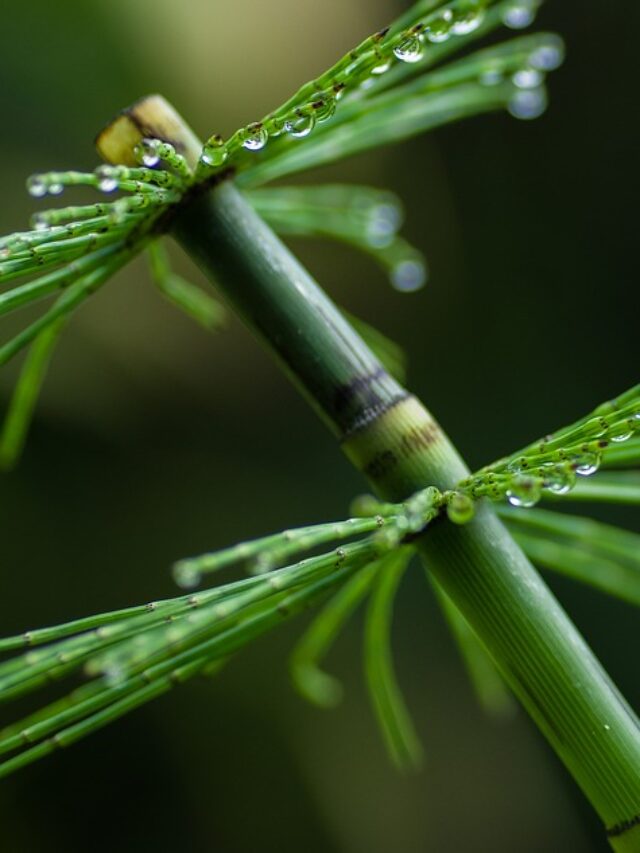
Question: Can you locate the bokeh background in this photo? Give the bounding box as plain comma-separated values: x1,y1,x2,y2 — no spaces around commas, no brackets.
0,1,638,851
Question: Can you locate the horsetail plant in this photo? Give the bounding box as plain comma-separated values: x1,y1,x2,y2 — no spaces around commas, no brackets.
1,0,638,848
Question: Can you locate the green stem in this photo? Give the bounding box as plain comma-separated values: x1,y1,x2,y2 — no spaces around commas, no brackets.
97,98,640,848
172,179,640,849
173,179,405,439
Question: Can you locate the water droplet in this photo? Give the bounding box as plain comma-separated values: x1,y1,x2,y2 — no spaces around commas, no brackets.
201,136,228,167
446,493,475,525
451,3,485,36
371,58,391,75
240,123,269,151
366,207,399,248
95,166,119,193
573,452,601,477
393,35,424,63
333,82,346,101
30,212,49,231
27,176,47,198
99,178,118,192
48,182,63,196
426,12,453,43
391,258,427,292
610,428,633,443
311,95,336,123
284,110,316,139
502,2,536,29
135,138,161,167
512,68,543,89
173,562,201,589
529,43,564,71
542,464,576,495
508,88,547,120
371,201,402,234
506,475,542,508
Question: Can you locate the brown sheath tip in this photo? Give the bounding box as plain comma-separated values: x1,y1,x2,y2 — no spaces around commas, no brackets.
95,94,202,168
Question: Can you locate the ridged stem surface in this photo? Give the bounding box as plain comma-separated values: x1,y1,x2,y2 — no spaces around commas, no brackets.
173,180,640,847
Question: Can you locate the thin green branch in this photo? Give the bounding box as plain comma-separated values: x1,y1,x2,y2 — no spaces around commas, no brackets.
147,242,226,331
0,318,66,470
0,244,137,368
290,559,383,707
541,472,640,506
499,506,640,606
0,559,366,780
365,549,423,770
245,184,426,292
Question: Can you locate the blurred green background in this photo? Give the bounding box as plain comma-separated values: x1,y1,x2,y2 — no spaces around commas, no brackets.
0,1,637,851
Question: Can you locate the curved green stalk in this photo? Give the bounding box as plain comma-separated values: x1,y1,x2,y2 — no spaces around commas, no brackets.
0,318,66,469
364,549,422,770
291,559,382,707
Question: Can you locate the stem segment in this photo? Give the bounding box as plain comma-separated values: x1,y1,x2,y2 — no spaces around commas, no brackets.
99,97,640,849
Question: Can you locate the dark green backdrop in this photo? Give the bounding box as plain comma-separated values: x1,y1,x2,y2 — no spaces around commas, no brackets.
0,1,637,851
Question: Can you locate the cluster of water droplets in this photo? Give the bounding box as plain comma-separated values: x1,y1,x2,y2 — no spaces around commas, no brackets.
476,33,564,120
22,139,191,232
445,491,476,524
460,401,640,510
392,1,488,65
27,174,68,199
196,1,509,176
361,195,427,292
199,87,342,174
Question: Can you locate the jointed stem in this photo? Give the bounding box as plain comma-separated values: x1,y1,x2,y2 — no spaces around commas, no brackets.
98,98,640,848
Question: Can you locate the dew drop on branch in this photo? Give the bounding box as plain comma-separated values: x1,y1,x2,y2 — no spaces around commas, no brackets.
542,464,575,495
241,123,269,151
135,139,161,168
95,166,119,193
512,68,543,89
284,111,316,139
529,44,564,71
508,88,548,120
451,2,485,36
573,452,601,477
506,475,542,508
311,95,336,123
610,427,633,443
201,136,228,167
502,1,537,30
391,258,427,292
371,59,391,75
425,12,453,44
393,35,424,63
27,176,47,198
